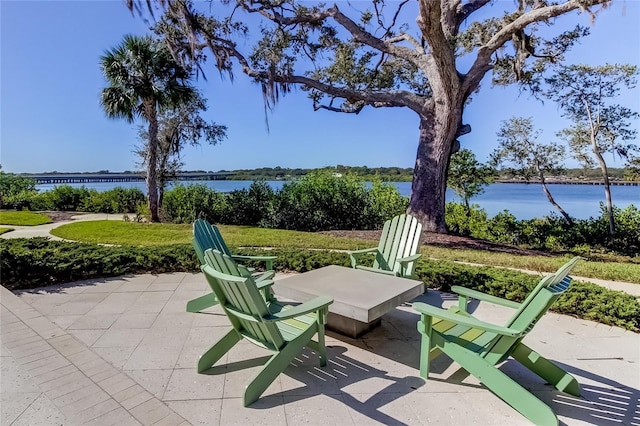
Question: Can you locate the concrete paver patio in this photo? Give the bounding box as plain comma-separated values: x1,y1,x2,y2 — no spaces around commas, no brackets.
2,271,638,425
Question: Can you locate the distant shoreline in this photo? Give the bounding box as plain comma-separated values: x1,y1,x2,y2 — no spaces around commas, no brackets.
23,171,639,186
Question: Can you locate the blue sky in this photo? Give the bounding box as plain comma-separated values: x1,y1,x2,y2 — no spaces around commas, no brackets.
1,0,638,174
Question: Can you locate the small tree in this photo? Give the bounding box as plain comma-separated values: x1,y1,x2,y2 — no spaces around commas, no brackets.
546,64,639,234
136,93,227,210
447,149,493,214
493,116,572,224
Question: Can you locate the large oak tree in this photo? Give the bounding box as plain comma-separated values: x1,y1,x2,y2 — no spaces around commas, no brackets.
130,0,610,232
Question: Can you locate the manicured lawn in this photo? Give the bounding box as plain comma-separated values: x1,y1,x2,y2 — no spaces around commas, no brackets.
50,221,373,249
0,227,14,235
422,246,640,284
0,211,52,226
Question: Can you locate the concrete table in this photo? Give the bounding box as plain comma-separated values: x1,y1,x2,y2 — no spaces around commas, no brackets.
273,265,424,338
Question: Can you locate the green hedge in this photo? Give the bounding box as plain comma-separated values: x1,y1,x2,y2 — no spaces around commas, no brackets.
1,239,638,331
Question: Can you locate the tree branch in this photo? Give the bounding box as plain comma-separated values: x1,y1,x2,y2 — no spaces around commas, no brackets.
464,0,610,96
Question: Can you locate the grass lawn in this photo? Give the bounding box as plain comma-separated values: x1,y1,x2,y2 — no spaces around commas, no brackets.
50,220,639,284
50,221,373,250
0,227,14,235
0,211,52,226
422,246,640,284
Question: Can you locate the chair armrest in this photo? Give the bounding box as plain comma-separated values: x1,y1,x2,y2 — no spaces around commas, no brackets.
256,279,275,290
232,255,277,270
396,253,422,264
347,247,378,268
267,296,334,321
255,270,276,282
347,247,378,255
451,286,521,310
413,302,523,337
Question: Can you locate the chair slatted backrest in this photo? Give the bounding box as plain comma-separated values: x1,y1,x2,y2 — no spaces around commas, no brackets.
202,249,285,351
482,257,579,363
375,214,422,275
193,219,232,264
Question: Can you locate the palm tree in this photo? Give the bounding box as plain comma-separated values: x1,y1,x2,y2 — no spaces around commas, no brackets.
100,34,194,222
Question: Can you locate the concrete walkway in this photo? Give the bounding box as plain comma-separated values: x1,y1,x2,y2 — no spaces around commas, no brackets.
2,272,639,425
0,213,127,240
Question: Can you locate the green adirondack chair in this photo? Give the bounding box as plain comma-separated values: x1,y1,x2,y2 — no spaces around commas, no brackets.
199,248,333,406
414,257,581,426
188,219,277,313
348,214,422,279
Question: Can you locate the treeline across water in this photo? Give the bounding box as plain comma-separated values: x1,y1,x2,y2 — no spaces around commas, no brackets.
208,166,635,182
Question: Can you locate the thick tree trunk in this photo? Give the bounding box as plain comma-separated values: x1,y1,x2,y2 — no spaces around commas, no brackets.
145,101,160,223
538,170,573,225
409,114,459,233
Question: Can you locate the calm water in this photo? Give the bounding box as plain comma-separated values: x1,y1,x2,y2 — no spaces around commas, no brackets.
36,180,638,220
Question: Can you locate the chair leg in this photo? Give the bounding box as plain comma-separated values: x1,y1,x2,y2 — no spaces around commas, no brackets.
512,343,581,396
197,329,241,373
244,326,317,406
186,293,218,313
443,341,558,426
317,324,327,367
417,315,433,379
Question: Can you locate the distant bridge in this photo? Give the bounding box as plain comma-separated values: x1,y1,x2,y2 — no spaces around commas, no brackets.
23,172,234,185
496,179,639,186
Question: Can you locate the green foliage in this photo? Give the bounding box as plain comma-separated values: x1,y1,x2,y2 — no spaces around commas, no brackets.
447,149,494,209
3,239,636,331
446,203,640,257
366,177,410,226
0,172,37,210
261,171,407,231
264,171,371,231
224,181,275,225
0,238,198,290
0,228,13,235
42,185,90,211
83,187,146,213
445,203,489,238
0,211,52,226
161,184,228,223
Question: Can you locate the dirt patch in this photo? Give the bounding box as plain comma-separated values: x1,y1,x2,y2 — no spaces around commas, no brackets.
320,229,550,257
42,211,81,222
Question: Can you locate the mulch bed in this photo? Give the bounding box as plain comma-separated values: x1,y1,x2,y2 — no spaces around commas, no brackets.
320,229,549,257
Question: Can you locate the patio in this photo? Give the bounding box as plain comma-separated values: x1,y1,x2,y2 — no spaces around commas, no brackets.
2,271,638,425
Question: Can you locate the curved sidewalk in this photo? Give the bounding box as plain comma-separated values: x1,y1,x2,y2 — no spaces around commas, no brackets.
2,272,638,425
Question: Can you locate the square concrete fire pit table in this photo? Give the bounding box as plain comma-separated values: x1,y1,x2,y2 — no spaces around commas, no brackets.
273,265,424,338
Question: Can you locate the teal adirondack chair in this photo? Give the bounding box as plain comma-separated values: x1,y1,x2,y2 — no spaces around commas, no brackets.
199,248,333,406
188,219,277,313
414,257,581,426
348,214,422,279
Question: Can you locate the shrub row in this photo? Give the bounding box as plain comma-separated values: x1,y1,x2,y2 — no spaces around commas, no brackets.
2,238,638,331
3,185,146,214
162,172,408,231
446,203,640,257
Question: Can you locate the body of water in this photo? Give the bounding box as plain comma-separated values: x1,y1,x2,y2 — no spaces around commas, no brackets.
36,180,638,220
